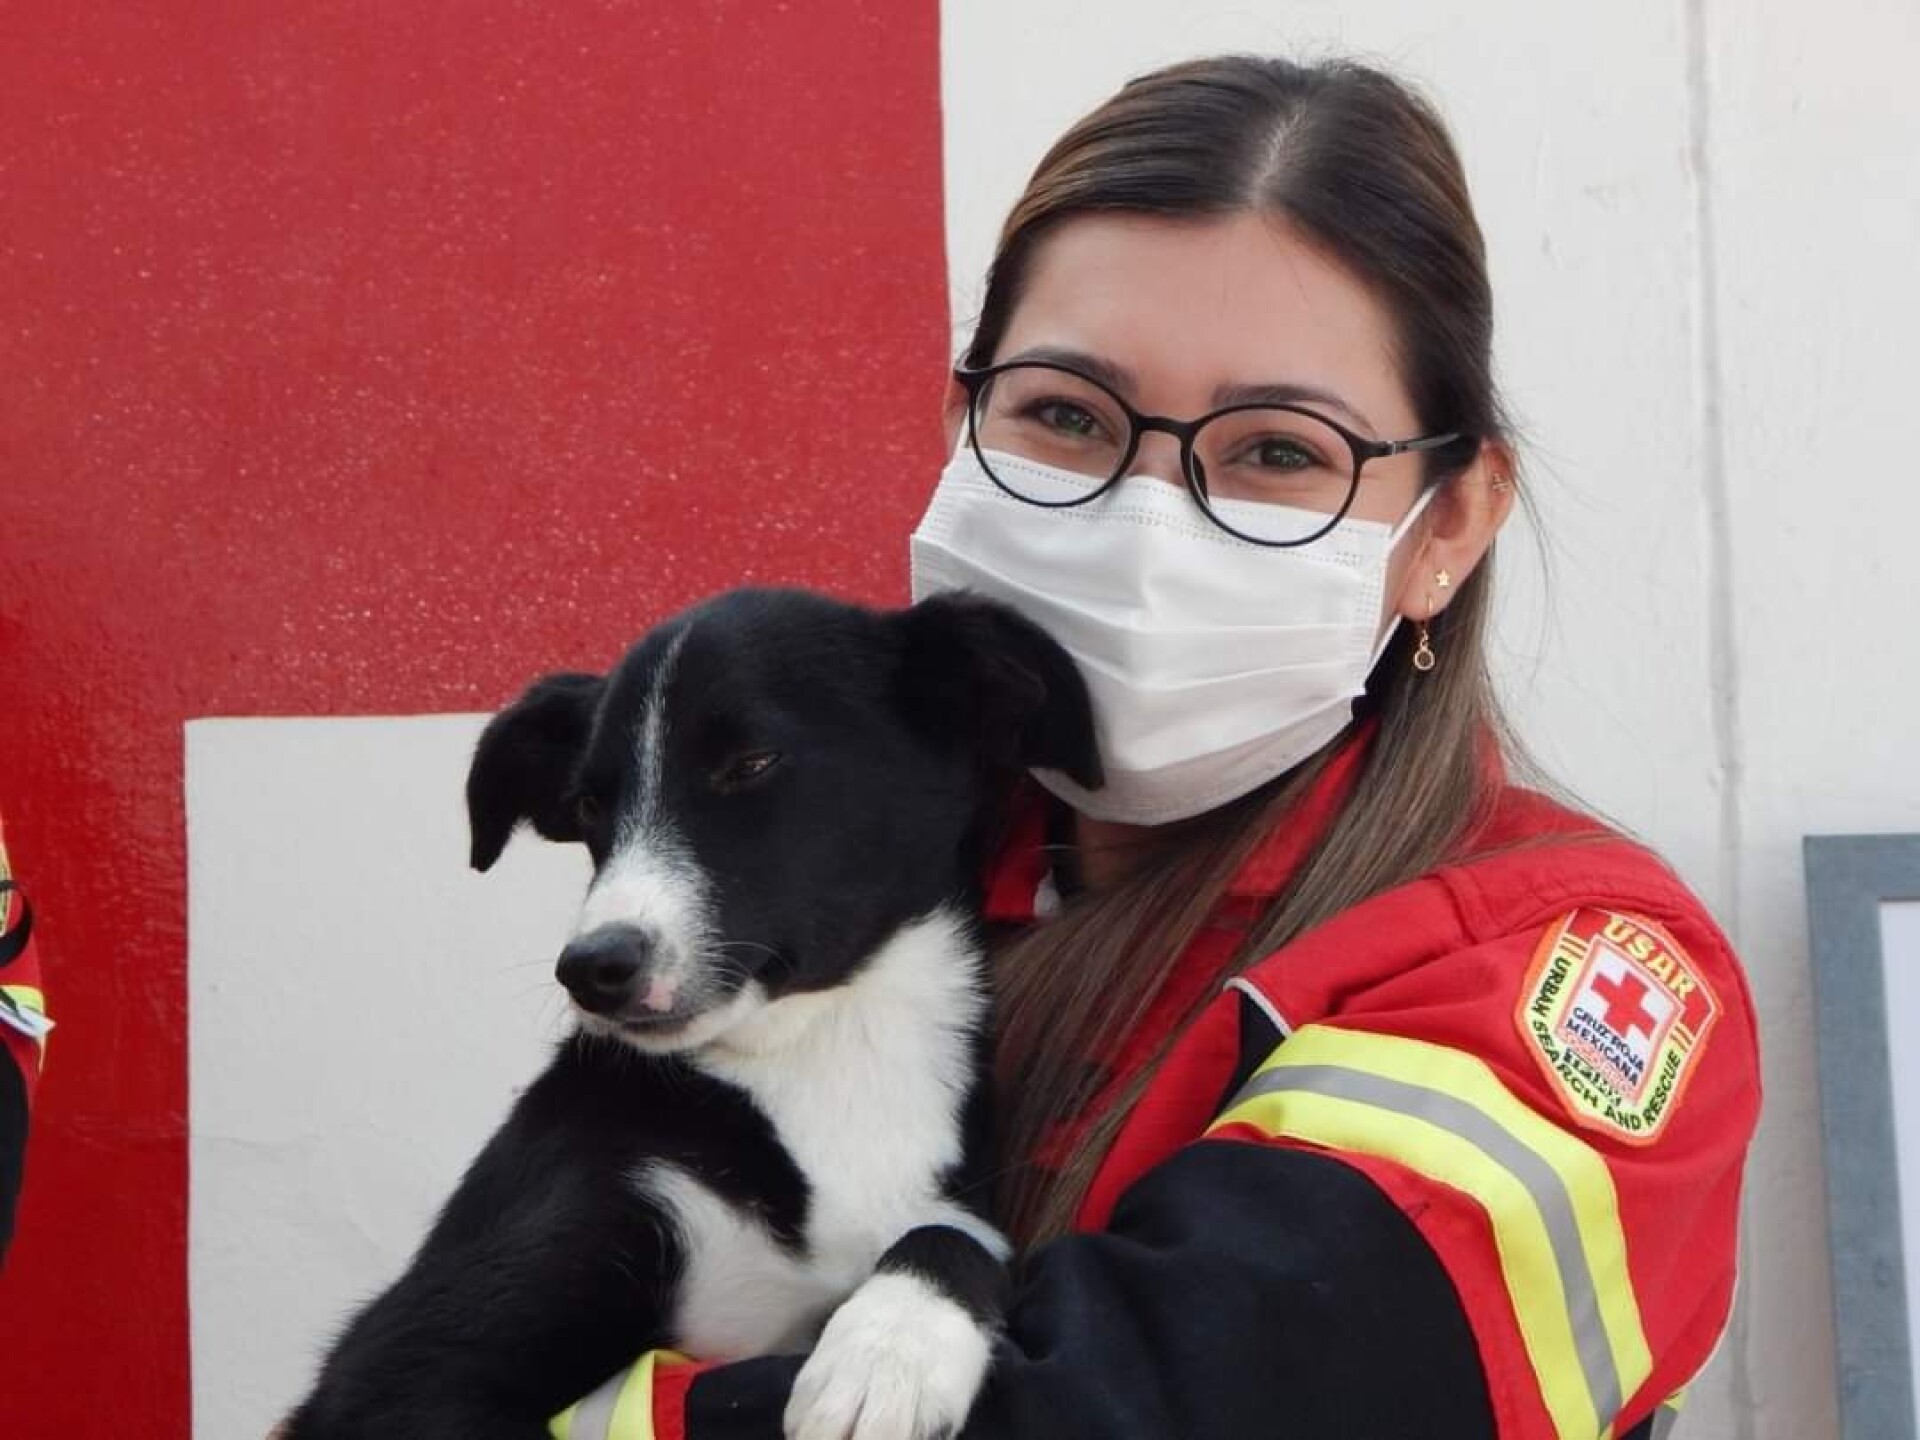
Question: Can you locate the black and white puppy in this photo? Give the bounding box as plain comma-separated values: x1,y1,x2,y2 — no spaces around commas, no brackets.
285,587,1101,1440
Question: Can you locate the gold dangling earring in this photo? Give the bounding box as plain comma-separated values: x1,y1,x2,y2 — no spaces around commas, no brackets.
1412,591,1438,673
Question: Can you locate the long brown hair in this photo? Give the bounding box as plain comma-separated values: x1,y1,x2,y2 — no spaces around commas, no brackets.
979,56,1543,1249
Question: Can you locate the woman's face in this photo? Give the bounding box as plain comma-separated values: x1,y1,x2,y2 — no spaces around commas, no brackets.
952,211,1508,628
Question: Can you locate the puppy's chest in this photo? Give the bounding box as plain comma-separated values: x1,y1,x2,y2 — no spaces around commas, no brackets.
642,1030,977,1359
758,1019,973,1246
645,924,987,1358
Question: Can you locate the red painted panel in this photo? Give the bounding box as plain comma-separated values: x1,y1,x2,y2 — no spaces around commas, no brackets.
0,3,947,1432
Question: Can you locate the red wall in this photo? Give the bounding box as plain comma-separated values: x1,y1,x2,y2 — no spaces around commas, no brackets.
0,4,947,1430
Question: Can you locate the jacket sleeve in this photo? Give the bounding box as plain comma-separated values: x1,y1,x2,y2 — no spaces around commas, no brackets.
1203,903,1757,1439
600,1137,1498,1440
0,810,49,1267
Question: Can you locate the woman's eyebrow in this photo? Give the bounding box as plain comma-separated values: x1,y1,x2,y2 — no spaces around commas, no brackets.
1212,381,1376,436
1001,345,1139,397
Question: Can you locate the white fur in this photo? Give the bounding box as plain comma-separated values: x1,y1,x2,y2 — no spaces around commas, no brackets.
572,626,715,1011
634,627,689,834
572,830,709,989
639,1163,845,1358
784,1271,995,1440
696,907,996,1295
579,976,768,1053
631,907,1007,1360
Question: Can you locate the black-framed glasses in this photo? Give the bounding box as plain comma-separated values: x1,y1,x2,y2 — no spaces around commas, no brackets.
955,360,1468,547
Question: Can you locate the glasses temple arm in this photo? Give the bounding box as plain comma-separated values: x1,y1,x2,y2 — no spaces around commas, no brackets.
1381,431,1466,457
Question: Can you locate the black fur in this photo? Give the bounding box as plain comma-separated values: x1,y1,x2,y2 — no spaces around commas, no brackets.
873,1224,1014,1328
288,1041,804,1438
466,672,604,870
286,588,1099,1440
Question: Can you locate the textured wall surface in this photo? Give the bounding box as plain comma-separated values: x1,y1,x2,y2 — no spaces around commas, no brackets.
1703,1,1920,1433
0,4,948,1434
3,1,1916,1435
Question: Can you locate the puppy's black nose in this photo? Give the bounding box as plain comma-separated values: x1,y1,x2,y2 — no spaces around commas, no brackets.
556,926,651,1014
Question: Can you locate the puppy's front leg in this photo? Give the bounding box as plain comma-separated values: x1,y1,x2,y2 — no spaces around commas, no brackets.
784,1222,1011,1440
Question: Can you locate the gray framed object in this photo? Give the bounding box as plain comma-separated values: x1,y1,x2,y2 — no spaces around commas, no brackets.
1808,833,1920,1439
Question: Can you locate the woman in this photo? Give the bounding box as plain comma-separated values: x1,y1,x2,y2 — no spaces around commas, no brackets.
561,54,1759,1440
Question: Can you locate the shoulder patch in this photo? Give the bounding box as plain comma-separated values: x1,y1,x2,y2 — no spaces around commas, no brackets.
1515,908,1718,1145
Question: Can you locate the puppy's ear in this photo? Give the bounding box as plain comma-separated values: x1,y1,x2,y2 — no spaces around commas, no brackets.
896,593,1103,789
466,672,605,871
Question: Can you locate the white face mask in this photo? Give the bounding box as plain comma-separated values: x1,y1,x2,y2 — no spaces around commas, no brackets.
909,445,1434,826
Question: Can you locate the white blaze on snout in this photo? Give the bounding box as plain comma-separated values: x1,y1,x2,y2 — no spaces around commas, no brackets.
572,626,713,1007
573,833,707,993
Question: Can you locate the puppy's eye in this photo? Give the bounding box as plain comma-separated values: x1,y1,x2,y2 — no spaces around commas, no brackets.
573,793,604,829
714,751,783,791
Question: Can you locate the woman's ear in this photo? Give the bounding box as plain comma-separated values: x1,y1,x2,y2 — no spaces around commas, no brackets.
1393,439,1518,622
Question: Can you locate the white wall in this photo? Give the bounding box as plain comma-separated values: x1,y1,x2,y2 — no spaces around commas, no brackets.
1708,2,1920,1434
187,717,589,1438
943,2,1919,1435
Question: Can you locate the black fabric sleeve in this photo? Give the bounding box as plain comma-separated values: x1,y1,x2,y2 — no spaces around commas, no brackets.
683,1139,1496,1440
0,1047,26,1267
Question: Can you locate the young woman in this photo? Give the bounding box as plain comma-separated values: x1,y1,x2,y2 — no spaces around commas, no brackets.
566,54,1760,1440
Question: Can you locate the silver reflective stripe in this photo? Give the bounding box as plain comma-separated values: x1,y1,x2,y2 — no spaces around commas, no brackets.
568,1365,629,1440
1649,1401,1682,1440
1230,1062,1625,1428
1225,976,1293,1039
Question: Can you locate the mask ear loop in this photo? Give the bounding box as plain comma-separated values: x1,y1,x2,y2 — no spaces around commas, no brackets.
1385,481,1440,549
1365,484,1442,670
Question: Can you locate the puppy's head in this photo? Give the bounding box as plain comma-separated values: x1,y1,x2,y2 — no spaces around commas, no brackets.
466,588,1099,1052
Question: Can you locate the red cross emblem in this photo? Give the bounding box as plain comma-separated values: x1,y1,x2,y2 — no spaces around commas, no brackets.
1591,969,1660,1038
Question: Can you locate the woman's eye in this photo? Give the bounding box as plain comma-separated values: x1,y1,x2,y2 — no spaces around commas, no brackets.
715,751,783,790
1033,401,1105,440
1249,437,1321,471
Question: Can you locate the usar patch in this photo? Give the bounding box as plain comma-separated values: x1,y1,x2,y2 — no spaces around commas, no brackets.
1516,909,1717,1145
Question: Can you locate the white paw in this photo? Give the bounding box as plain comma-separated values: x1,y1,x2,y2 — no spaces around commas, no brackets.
783,1271,993,1440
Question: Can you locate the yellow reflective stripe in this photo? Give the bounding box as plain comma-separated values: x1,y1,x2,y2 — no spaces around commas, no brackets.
1208,1024,1652,1440
1220,1081,1600,1437
1,984,48,1067
607,1350,665,1440
550,1350,687,1440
